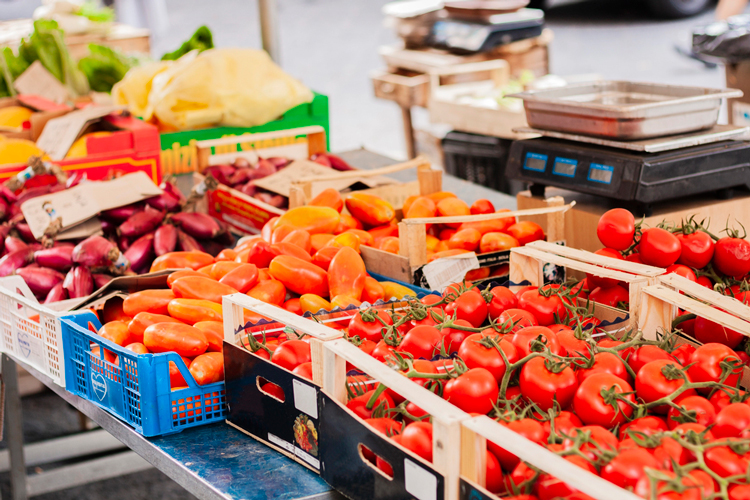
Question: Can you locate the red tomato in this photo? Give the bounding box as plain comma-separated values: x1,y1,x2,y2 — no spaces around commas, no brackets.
635,359,694,414
498,308,538,332
677,230,715,268
670,343,696,366
458,333,518,382
563,426,618,461
517,286,567,326
488,418,546,472
666,394,716,429
519,357,578,411
485,450,503,493
543,411,582,439
587,248,624,289
634,471,702,500
444,291,488,328
589,285,629,308
601,448,660,489
694,316,744,349
705,438,750,478
487,286,518,320
620,415,669,438
556,329,591,357
398,325,442,360
696,275,713,288
686,343,742,392
371,340,396,363
667,263,698,281
443,368,499,415
577,351,630,385
292,362,313,381
713,237,750,278
440,319,474,354
511,326,564,357
400,421,433,463
730,485,750,500
573,372,634,427
470,199,495,215
597,208,635,250
347,309,393,342
709,389,748,413
712,403,750,438
536,455,596,500
639,228,681,268
628,344,674,374
270,339,311,371
346,388,395,420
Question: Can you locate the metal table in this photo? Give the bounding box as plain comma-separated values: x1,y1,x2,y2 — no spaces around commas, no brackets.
2,354,341,500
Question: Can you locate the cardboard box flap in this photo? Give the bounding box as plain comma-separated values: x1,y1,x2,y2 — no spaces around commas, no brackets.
36,105,122,160
14,62,70,104
71,270,172,311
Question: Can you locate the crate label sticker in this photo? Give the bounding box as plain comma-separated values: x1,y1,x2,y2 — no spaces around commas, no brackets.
733,101,750,126
294,447,320,469
14,330,43,366
91,372,108,401
293,379,319,419
404,458,438,500
268,432,295,453
422,253,480,292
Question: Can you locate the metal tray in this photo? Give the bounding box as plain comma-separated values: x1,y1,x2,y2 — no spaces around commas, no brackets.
509,81,743,140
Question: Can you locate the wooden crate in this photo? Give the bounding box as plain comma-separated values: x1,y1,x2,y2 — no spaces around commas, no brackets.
192,126,327,235
320,338,469,500
0,20,150,58
427,59,533,140
288,154,441,211
509,240,665,328
516,188,750,253
371,68,431,109
221,293,343,473
361,198,570,288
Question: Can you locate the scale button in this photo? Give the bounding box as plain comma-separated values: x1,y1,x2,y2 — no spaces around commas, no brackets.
588,163,614,184
523,152,547,172
552,157,577,178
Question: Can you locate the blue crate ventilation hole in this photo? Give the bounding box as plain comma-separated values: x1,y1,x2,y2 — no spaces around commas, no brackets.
61,311,226,437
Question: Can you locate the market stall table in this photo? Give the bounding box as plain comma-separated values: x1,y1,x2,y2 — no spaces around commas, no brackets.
2,354,342,500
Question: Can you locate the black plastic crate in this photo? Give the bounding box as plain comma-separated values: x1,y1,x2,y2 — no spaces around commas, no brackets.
442,131,525,195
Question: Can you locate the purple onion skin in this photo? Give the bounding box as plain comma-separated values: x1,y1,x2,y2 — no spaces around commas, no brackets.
101,219,115,235
228,169,253,187
124,233,154,274
92,273,113,289
0,248,34,277
0,197,9,222
44,282,68,304
177,229,204,252
250,158,277,180
101,204,142,223
161,181,186,204
0,185,18,204
153,224,177,256
17,267,65,298
268,157,291,169
16,186,52,205
200,239,225,258
15,223,35,243
5,236,27,254
118,234,131,252
171,212,221,240
73,235,119,268
119,206,165,239
63,266,93,299
203,165,236,186
239,181,257,197
146,191,181,212
34,245,74,271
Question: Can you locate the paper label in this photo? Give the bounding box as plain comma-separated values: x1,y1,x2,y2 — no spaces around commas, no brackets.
733,101,750,127
422,252,480,292
36,105,121,160
14,61,70,104
294,448,320,469
404,458,438,500
21,172,162,240
293,379,319,419
268,433,295,453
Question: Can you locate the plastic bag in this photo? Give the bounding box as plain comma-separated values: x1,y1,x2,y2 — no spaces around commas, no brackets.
112,48,313,130
692,14,750,63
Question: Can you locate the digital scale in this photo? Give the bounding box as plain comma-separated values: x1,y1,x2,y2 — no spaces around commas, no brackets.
505,125,750,214
427,8,544,53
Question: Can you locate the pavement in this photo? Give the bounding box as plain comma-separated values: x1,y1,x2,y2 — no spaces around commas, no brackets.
0,0,745,498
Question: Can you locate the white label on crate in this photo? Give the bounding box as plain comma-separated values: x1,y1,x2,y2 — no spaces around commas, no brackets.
14,330,44,367
268,433,295,453
422,252,480,292
404,458,438,500
91,372,108,401
733,101,750,126
293,379,318,419
295,447,320,469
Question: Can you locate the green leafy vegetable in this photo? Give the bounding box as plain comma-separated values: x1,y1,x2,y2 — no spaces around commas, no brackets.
78,44,136,93
18,19,89,96
161,25,213,61
0,48,31,97
76,1,115,23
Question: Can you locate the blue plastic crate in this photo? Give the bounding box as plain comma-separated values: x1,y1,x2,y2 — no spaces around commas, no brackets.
60,311,226,437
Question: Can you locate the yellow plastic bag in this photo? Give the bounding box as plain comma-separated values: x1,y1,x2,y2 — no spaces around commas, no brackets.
113,48,313,130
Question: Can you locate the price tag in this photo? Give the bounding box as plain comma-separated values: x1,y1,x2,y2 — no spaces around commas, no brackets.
14,61,70,104
422,252,480,292
404,458,438,500
293,379,318,419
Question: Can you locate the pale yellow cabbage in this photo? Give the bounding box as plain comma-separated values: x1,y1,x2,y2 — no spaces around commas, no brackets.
112,48,313,130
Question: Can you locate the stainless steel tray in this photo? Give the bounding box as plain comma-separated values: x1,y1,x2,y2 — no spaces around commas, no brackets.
509,81,743,140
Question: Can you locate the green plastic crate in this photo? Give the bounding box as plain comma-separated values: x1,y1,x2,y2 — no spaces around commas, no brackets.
159,93,329,175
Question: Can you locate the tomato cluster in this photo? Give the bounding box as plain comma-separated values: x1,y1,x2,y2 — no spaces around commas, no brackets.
242,277,750,500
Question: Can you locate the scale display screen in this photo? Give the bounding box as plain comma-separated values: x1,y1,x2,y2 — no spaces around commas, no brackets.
552,157,577,177
523,152,547,172
588,163,614,184
431,21,490,51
